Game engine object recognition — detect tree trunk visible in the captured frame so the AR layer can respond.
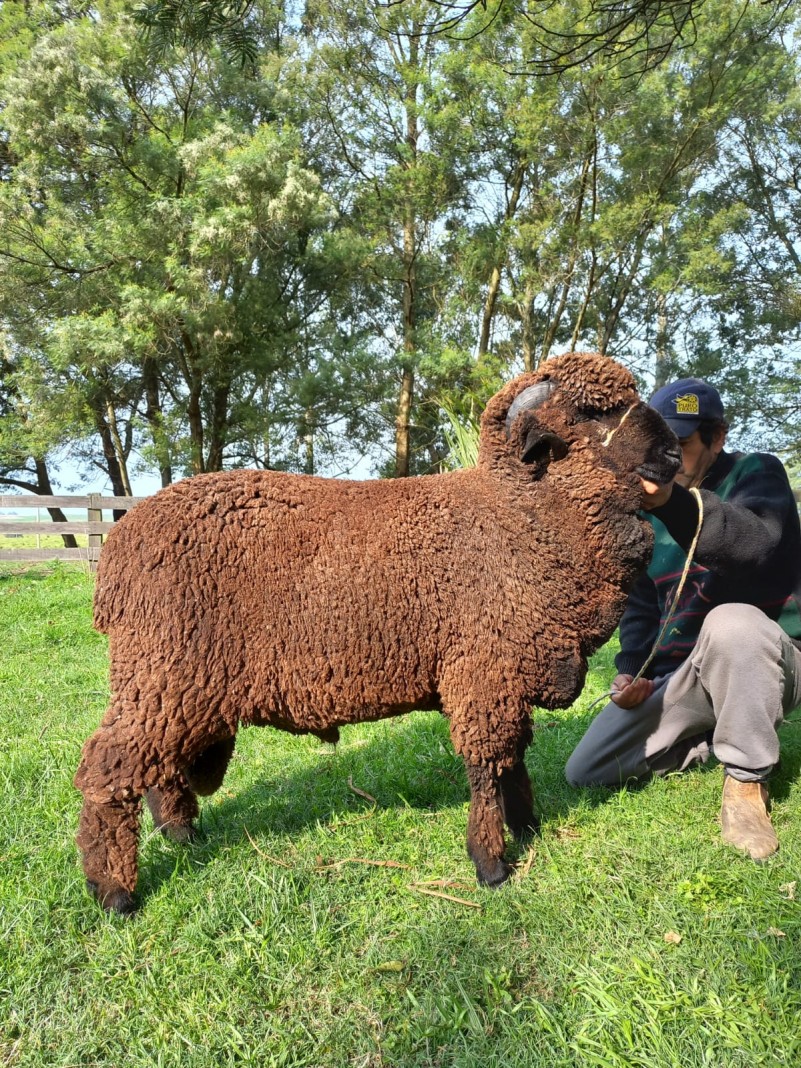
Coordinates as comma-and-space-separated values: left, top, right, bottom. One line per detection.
106, 401, 133, 496
520, 279, 537, 371
261, 382, 271, 469
395, 365, 414, 478
654, 289, 670, 388
477, 160, 527, 362
565, 143, 599, 354
542, 141, 596, 360
35, 458, 78, 548
206, 380, 231, 472
90, 397, 131, 520
143, 356, 173, 487
568, 248, 600, 353
177, 330, 205, 475
597, 233, 649, 354
186, 381, 205, 476
394, 36, 420, 479
301, 407, 315, 476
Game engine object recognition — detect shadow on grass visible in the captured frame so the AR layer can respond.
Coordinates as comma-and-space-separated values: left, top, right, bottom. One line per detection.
0, 561, 92, 587
770, 712, 801, 802
133, 705, 622, 903
206, 717, 468, 832
133, 700, 801, 904
536, 700, 801, 819
135, 713, 471, 900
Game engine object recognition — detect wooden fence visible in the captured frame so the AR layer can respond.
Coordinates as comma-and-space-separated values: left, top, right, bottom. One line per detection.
0, 494, 144, 568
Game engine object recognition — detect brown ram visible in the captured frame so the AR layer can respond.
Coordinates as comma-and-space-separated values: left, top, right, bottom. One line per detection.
75, 350, 680, 913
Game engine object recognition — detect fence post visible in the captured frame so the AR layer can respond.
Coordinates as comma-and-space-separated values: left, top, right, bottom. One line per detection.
88, 494, 103, 572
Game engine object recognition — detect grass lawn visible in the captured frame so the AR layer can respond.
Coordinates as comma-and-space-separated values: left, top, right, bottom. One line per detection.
0, 532, 90, 555
1, 563, 800, 1067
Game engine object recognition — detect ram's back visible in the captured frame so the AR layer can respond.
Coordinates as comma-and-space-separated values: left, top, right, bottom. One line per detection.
92, 466, 513, 637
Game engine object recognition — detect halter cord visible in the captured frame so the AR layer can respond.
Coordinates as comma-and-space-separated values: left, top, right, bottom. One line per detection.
601, 403, 638, 447
586, 486, 704, 711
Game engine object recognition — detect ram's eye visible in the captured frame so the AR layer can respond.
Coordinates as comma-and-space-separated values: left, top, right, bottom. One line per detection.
573, 408, 604, 425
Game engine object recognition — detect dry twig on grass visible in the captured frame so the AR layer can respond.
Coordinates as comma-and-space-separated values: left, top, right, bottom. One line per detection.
244, 827, 293, 867
347, 777, 378, 804
315, 857, 412, 871
413, 878, 475, 891
407, 883, 482, 909
515, 846, 537, 880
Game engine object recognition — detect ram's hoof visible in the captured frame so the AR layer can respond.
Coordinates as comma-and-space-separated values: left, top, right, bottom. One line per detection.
86, 880, 138, 916
508, 816, 541, 843
158, 822, 199, 845
475, 859, 513, 889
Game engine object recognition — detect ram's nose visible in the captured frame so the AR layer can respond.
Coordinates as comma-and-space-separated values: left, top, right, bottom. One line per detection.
636, 444, 682, 485
665, 444, 682, 471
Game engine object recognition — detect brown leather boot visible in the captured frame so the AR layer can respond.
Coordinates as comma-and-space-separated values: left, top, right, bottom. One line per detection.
720, 776, 778, 861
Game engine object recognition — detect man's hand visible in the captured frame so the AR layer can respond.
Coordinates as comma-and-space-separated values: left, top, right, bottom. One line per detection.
610, 673, 654, 709
640, 478, 673, 510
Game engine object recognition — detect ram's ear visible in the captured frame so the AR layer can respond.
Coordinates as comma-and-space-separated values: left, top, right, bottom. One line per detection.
521, 426, 569, 465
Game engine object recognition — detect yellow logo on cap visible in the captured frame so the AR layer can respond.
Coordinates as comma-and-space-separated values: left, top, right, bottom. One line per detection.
674, 393, 700, 415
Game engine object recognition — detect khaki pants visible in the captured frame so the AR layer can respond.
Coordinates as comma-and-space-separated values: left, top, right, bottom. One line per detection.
566, 603, 801, 786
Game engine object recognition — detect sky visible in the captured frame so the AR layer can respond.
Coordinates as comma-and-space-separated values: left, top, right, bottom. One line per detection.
44, 439, 377, 501
46, 449, 165, 499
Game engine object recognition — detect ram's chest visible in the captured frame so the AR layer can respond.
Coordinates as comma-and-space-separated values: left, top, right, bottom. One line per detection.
481, 511, 639, 701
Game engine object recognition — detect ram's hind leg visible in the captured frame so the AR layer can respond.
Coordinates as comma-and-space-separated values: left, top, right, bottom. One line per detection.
146, 735, 236, 841
76, 796, 141, 914
464, 763, 512, 888
500, 727, 540, 842
74, 716, 149, 914
145, 775, 199, 843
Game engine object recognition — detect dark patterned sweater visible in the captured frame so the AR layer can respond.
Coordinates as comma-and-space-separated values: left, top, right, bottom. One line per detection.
615, 450, 801, 680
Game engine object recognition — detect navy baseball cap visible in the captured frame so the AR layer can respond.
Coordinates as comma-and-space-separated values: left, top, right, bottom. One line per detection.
648, 377, 724, 438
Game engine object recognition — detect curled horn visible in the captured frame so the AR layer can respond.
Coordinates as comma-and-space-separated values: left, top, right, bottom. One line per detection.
505, 380, 557, 436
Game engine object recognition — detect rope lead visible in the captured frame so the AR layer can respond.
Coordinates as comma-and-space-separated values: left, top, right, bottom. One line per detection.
586, 486, 705, 711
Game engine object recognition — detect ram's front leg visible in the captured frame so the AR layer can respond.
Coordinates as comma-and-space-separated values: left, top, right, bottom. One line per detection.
464, 762, 512, 888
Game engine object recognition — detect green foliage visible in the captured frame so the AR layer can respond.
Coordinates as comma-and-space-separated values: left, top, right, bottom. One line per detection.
0, 0, 384, 483
1, 0, 801, 483
440, 404, 479, 470
134, 1, 260, 65
676, 870, 746, 910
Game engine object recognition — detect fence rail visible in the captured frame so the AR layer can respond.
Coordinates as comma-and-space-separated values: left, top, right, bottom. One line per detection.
0, 493, 144, 567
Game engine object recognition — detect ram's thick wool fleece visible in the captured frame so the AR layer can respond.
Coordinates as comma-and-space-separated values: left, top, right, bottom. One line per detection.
75, 351, 680, 912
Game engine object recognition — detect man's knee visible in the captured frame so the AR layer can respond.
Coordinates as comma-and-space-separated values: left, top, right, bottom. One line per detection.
565, 749, 593, 788
697, 603, 778, 651
565, 743, 646, 788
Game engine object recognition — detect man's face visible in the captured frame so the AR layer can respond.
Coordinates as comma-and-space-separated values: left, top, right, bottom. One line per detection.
675, 427, 726, 488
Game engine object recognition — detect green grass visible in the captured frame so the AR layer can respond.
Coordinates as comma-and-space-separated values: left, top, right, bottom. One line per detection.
1, 564, 800, 1067
0, 533, 90, 549
0, 512, 90, 551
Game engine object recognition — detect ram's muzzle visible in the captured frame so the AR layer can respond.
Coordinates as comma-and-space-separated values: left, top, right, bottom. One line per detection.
632, 404, 682, 485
